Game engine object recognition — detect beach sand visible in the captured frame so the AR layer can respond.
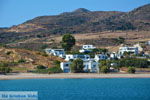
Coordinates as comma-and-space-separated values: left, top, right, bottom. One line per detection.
0, 73, 150, 80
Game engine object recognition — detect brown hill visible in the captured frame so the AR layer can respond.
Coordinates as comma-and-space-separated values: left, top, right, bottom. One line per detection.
0, 4, 149, 44
6, 4, 150, 33
0, 47, 64, 72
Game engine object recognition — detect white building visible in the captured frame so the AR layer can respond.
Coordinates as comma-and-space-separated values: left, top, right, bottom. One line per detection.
83, 59, 99, 73
45, 48, 65, 58
110, 52, 117, 59
60, 60, 99, 73
110, 52, 122, 59
119, 46, 138, 55
82, 45, 96, 50
60, 62, 71, 73
79, 45, 96, 53
94, 54, 107, 62
65, 54, 90, 61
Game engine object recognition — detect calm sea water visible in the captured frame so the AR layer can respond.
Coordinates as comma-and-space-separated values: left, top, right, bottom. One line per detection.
0, 78, 150, 100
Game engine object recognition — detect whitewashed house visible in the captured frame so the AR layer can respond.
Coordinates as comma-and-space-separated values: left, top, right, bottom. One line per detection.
79, 45, 96, 53
45, 48, 65, 58
60, 62, 71, 73
83, 59, 99, 73
119, 46, 139, 55
110, 52, 117, 59
60, 60, 99, 73
82, 45, 96, 50
65, 54, 75, 61
94, 54, 107, 62
65, 54, 90, 61
110, 52, 122, 59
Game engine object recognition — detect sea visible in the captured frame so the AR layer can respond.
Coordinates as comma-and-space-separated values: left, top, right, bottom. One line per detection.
0, 78, 150, 100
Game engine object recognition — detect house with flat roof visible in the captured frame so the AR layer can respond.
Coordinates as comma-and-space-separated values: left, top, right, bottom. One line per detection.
83, 59, 99, 73
82, 45, 96, 50
79, 45, 96, 53
45, 48, 65, 58
119, 46, 138, 55
94, 54, 107, 62
60, 62, 72, 73
60, 59, 99, 73
65, 54, 90, 61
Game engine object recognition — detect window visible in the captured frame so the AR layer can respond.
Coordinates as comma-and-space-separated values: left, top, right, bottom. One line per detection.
65, 64, 69, 66
93, 65, 96, 67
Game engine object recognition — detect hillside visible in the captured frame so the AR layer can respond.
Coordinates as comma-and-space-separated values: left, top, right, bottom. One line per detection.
0, 4, 150, 44
0, 47, 64, 72
5, 4, 150, 33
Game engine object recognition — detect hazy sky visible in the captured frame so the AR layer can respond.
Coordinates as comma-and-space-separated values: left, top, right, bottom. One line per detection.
0, 0, 149, 27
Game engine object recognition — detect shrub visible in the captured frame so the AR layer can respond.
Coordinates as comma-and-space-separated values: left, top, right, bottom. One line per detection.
36, 65, 47, 69
33, 69, 48, 74
127, 67, 136, 74
117, 58, 149, 68
48, 67, 62, 73
114, 37, 125, 44
0, 62, 8, 67
100, 66, 109, 73
34, 66, 62, 74
18, 59, 26, 63
53, 60, 61, 65
99, 60, 111, 67
6, 51, 12, 55
41, 44, 48, 49
41, 52, 48, 57
0, 63, 12, 74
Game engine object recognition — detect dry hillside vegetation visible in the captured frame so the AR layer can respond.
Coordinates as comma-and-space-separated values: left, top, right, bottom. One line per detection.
0, 47, 64, 72
5, 31, 150, 52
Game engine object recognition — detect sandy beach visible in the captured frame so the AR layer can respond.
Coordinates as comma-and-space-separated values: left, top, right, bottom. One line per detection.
0, 73, 150, 80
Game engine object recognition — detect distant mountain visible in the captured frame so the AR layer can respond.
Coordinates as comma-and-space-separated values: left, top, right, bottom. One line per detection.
0, 4, 150, 43
72, 8, 91, 13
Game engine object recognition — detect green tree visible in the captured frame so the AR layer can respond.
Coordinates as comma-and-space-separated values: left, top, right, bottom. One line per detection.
0, 62, 12, 74
127, 67, 136, 74
61, 34, 76, 51
99, 60, 111, 67
0, 67, 12, 74
99, 60, 111, 73
71, 59, 84, 73
116, 58, 149, 68
100, 66, 109, 73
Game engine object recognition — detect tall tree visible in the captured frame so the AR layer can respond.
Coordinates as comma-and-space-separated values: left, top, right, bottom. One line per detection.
71, 59, 84, 73
61, 34, 75, 51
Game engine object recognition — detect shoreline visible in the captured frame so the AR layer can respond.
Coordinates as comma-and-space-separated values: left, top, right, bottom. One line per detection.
1, 73, 150, 80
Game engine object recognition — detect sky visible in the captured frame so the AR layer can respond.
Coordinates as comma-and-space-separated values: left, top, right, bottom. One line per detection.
0, 0, 149, 27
